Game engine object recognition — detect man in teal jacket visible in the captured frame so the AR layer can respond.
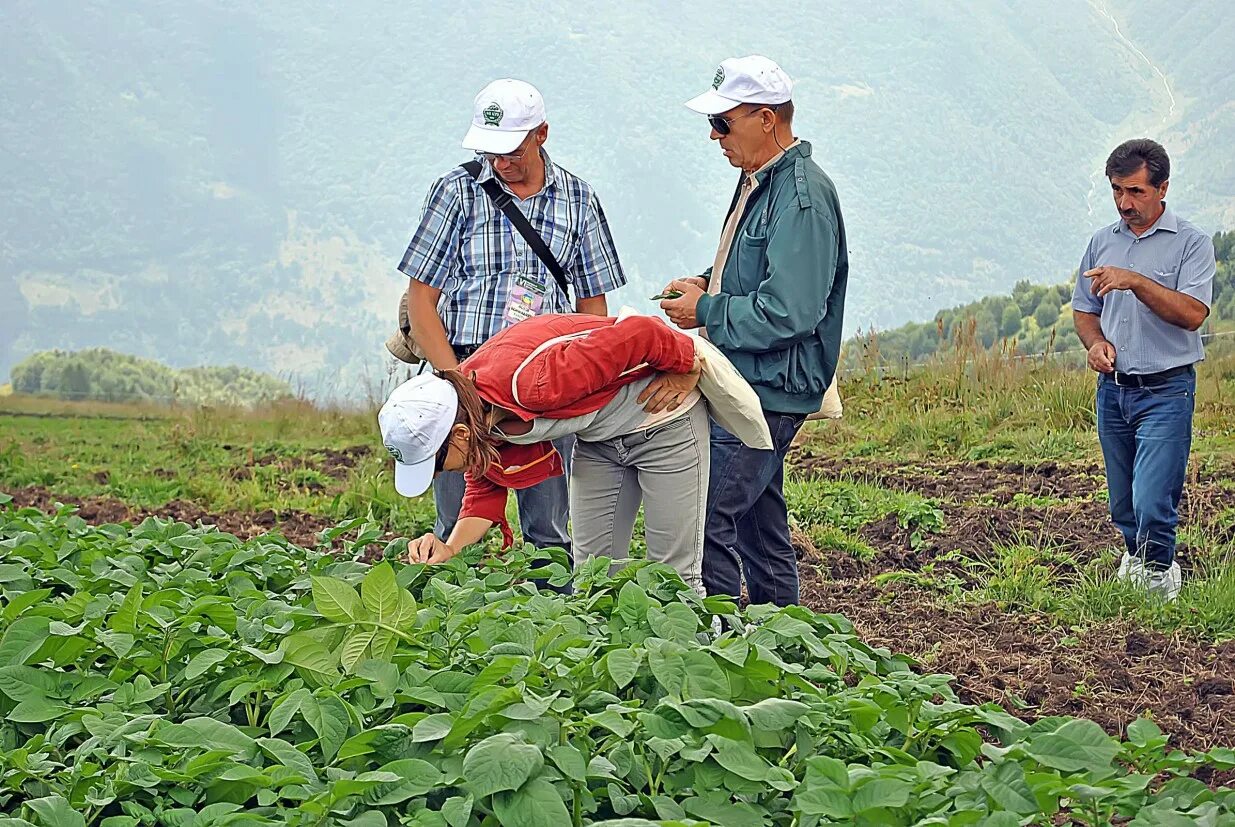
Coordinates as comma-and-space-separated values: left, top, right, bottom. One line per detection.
659, 55, 848, 606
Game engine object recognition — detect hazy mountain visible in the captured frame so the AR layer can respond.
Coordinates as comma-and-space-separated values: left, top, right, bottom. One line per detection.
2, 1, 1232, 398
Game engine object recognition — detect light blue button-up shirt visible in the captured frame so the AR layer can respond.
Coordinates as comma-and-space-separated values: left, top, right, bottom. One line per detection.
1071, 205, 1216, 373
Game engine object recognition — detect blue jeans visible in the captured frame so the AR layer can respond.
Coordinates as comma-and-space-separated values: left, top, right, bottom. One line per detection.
702, 412, 805, 606
433, 434, 575, 557
1096, 369, 1195, 569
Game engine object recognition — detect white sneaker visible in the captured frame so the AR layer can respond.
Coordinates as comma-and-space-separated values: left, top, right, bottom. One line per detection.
1117, 552, 1181, 601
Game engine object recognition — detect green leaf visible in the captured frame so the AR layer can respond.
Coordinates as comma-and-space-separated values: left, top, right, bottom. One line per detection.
606, 648, 640, 689
648, 602, 699, 641
441, 794, 473, 827
311, 576, 365, 624
256, 737, 318, 784
462, 733, 544, 799
706, 735, 771, 781
852, 777, 911, 814
96, 631, 135, 659
361, 562, 401, 625
549, 744, 586, 782
268, 688, 310, 737
339, 629, 375, 673
303, 691, 351, 761
981, 760, 1038, 815
159, 717, 257, 759
681, 651, 729, 699
492, 778, 570, 827
412, 713, 454, 743
281, 632, 339, 683
1025, 719, 1120, 773
743, 698, 811, 731
795, 756, 851, 818
0, 616, 50, 667
25, 795, 86, 827
9, 697, 71, 723
365, 758, 443, 805
108, 582, 143, 634
0, 664, 61, 702
182, 648, 229, 681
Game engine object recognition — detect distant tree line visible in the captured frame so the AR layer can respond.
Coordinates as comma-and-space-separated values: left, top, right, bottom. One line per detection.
846, 231, 1235, 369
9, 348, 294, 408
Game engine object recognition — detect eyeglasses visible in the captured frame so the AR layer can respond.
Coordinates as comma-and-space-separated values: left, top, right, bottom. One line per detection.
707, 105, 778, 136
475, 143, 534, 164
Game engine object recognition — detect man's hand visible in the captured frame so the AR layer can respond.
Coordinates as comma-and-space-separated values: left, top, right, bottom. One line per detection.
406, 533, 458, 565
659, 279, 707, 330
1085, 266, 1145, 298
637, 355, 702, 414
1087, 340, 1116, 374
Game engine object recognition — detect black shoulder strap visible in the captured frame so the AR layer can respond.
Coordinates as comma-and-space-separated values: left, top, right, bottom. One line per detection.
461, 160, 571, 301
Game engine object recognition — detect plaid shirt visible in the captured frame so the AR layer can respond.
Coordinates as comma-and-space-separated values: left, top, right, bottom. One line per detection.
397, 152, 627, 347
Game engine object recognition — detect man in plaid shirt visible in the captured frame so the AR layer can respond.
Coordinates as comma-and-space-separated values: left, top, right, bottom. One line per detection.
398, 78, 627, 555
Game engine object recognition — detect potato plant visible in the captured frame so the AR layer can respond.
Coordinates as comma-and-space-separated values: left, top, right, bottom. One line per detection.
1, 497, 1233, 826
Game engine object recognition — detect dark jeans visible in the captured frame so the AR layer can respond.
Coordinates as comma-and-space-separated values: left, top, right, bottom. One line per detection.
702, 411, 805, 606
433, 435, 575, 557
1097, 369, 1195, 569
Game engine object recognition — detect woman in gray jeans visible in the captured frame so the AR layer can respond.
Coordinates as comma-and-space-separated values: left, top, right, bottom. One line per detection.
378, 313, 711, 594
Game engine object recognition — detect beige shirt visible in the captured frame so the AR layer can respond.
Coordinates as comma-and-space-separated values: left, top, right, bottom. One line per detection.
706, 139, 801, 298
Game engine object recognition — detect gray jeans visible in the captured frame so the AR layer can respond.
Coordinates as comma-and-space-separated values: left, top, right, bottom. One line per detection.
569, 400, 709, 594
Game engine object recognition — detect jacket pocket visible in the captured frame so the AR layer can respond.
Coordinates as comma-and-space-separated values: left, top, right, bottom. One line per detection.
731, 228, 769, 294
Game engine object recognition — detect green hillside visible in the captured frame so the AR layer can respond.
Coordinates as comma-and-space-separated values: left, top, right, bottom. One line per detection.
9, 348, 293, 408
4, 1, 1232, 396
848, 230, 1235, 368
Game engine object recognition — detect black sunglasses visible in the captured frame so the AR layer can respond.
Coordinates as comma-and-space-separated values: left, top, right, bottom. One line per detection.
433, 435, 451, 473
708, 105, 779, 136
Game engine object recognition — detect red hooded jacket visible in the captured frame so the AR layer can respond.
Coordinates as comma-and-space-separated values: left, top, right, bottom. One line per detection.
455, 313, 696, 546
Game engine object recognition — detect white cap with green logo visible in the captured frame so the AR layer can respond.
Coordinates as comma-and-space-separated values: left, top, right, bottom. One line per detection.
685, 55, 793, 115
378, 373, 459, 498
462, 78, 546, 154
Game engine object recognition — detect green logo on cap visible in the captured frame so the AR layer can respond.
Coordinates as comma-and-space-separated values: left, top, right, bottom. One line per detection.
482, 102, 503, 127
385, 444, 403, 462
712, 66, 725, 90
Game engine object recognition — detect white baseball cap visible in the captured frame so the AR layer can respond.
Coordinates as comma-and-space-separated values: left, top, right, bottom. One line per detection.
378, 373, 459, 497
462, 78, 547, 155
684, 55, 793, 115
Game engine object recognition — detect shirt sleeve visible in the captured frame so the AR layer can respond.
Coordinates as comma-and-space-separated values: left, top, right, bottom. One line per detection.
515, 316, 695, 413
397, 175, 466, 289
569, 193, 627, 298
458, 471, 514, 548
1177, 232, 1216, 308
1070, 236, 1102, 315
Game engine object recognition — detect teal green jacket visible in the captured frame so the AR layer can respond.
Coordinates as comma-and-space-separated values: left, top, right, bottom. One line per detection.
696, 141, 848, 415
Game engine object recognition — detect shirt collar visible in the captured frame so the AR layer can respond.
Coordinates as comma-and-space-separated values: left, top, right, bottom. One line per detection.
477, 148, 558, 195
748, 139, 807, 186
1115, 202, 1177, 237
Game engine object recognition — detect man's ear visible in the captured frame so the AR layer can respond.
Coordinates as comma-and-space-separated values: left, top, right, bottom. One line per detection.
1159, 179, 1170, 199
536, 123, 550, 145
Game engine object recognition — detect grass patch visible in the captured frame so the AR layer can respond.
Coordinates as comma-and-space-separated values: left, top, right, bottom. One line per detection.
785, 477, 944, 556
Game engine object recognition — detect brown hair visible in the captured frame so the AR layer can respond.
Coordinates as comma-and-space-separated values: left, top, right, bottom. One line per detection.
436, 369, 501, 477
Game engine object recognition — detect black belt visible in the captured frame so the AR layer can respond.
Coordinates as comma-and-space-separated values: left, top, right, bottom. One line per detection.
1110, 364, 1193, 388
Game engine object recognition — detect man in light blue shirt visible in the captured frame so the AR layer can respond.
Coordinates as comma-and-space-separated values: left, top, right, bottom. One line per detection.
1071, 138, 1216, 600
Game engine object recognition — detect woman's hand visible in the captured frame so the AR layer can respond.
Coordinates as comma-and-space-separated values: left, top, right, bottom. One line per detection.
638, 355, 703, 414
406, 533, 458, 565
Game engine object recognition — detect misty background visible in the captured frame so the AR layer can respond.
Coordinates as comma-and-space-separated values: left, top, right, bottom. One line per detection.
2, 0, 1232, 399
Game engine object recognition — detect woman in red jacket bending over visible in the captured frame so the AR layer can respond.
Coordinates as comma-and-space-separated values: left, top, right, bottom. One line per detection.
378, 313, 708, 593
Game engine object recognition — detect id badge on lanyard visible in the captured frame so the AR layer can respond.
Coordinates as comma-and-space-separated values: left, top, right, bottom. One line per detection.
503, 274, 546, 326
